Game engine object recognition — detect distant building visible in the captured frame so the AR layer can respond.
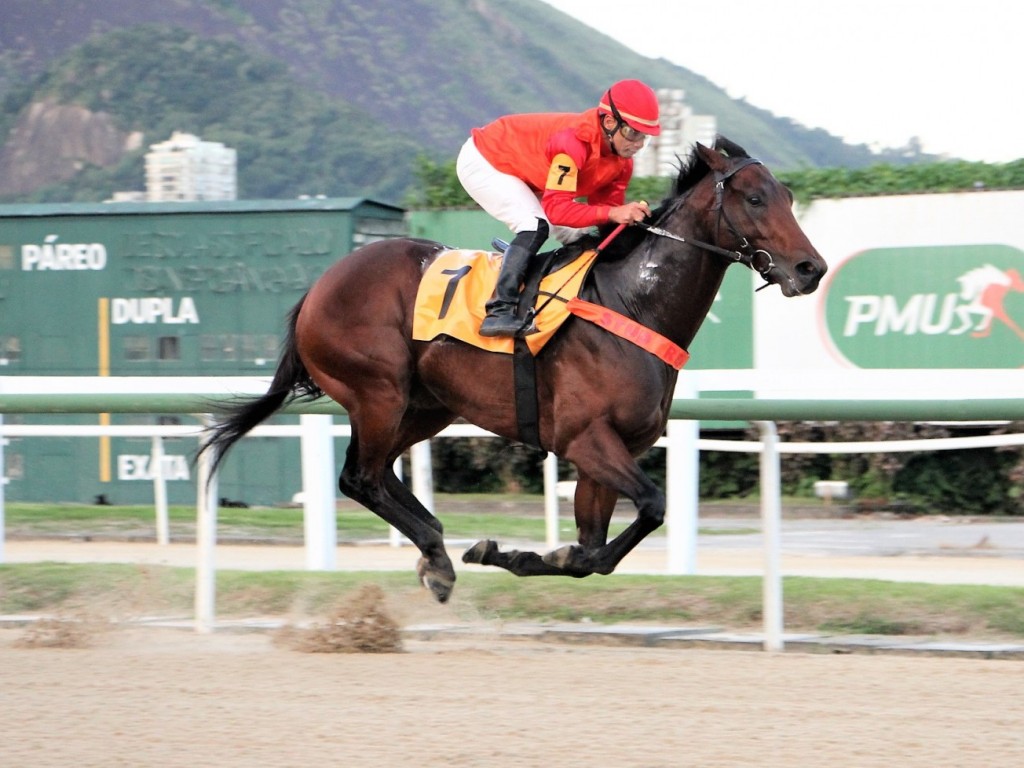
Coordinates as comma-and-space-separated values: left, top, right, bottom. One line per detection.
144, 132, 237, 201
106, 191, 146, 203
633, 89, 717, 178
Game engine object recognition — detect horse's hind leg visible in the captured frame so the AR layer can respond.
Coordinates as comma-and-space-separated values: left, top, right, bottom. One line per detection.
340, 445, 456, 601
338, 416, 457, 603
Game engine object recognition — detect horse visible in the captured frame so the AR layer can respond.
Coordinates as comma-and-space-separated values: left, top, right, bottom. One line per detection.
201, 136, 827, 603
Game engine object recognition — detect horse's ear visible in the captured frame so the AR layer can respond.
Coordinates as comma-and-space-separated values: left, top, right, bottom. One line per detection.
713, 135, 750, 159
694, 142, 728, 172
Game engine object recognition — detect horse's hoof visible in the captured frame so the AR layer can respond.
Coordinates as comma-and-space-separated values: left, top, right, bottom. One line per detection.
543, 545, 592, 576
461, 539, 498, 565
542, 544, 579, 569
417, 556, 455, 603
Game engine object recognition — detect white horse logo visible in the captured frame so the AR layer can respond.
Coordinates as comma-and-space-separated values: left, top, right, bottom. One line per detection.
954, 265, 1024, 340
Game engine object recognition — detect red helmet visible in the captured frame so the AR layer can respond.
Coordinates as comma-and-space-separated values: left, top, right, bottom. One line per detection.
599, 80, 661, 136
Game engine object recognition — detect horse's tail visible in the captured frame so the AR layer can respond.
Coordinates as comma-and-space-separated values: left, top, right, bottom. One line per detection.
200, 295, 323, 475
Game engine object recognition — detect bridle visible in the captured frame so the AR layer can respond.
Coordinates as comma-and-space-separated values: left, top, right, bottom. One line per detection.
634, 157, 778, 290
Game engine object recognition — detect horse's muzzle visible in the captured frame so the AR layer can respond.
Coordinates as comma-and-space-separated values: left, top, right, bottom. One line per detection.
778, 255, 827, 297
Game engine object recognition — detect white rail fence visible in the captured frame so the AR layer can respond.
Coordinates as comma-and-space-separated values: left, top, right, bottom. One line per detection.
3, 372, 1024, 651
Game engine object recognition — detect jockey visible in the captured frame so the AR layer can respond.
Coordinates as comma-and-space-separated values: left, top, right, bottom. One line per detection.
457, 79, 661, 337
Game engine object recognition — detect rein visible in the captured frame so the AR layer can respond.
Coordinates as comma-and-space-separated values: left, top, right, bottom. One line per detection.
634, 157, 778, 290
523, 157, 778, 368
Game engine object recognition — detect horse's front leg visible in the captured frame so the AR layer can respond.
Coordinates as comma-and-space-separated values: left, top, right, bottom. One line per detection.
535, 474, 616, 573
461, 475, 608, 577
545, 431, 665, 575
571, 473, 619, 549
461, 540, 573, 577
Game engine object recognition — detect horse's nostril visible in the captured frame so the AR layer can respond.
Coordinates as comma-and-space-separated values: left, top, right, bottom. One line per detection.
797, 260, 820, 277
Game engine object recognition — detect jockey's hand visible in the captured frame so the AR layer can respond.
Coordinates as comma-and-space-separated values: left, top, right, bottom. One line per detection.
607, 200, 651, 225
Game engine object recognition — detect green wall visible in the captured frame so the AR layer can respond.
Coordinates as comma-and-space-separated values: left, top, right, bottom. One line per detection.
1, 198, 403, 505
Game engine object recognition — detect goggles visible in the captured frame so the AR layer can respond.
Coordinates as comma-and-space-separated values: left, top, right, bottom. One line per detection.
617, 123, 650, 143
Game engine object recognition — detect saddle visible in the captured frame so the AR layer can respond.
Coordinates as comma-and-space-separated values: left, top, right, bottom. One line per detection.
412, 240, 598, 357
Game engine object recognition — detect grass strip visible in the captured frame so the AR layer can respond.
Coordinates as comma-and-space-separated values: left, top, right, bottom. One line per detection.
2, 563, 1022, 640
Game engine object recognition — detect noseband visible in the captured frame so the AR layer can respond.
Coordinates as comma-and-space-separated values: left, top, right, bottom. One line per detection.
635, 157, 778, 289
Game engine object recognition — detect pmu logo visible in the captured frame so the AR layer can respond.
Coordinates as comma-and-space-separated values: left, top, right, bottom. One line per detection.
823, 244, 1024, 368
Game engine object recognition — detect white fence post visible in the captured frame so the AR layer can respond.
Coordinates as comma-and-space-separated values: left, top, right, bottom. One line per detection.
665, 418, 699, 574
151, 436, 169, 546
544, 452, 559, 550
389, 455, 406, 547
390, 440, 435, 548
0, 414, 5, 564
387, 442, 434, 547
410, 440, 435, 515
300, 414, 336, 570
665, 373, 699, 574
756, 420, 784, 652
194, 416, 219, 634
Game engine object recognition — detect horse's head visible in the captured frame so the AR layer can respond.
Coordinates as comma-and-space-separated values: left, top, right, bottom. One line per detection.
678, 138, 827, 296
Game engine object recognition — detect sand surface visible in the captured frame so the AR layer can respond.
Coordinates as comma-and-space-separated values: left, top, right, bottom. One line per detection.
4, 530, 1024, 766
2, 625, 1022, 768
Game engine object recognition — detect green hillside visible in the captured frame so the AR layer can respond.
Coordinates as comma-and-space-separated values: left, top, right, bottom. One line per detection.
0, 0, 928, 204
2, 26, 422, 202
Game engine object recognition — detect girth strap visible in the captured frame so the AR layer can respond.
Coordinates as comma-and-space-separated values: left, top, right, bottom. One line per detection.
513, 336, 541, 448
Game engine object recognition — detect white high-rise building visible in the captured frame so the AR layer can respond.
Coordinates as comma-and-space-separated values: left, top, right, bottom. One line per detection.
145, 132, 237, 201
633, 89, 717, 178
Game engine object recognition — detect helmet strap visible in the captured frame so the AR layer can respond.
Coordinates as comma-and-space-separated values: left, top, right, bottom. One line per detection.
601, 90, 626, 155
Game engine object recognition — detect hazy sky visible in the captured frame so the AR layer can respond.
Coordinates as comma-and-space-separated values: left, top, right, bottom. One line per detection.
541, 0, 1021, 163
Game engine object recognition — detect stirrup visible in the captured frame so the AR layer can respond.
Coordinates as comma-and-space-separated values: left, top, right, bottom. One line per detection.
518, 309, 539, 336
479, 320, 538, 338
479, 313, 524, 338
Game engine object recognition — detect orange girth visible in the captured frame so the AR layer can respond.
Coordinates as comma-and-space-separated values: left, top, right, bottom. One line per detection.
566, 297, 689, 369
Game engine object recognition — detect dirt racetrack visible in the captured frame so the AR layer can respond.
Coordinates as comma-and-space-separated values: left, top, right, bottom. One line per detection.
2, 624, 1022, 768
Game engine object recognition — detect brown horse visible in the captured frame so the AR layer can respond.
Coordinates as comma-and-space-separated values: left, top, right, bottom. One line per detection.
202, 137, 826, 602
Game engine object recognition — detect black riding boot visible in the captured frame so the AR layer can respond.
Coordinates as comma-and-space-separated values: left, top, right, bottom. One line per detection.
479, 227, 546, 338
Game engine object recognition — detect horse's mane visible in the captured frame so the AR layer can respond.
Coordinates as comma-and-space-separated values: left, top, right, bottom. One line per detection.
588, 134, 751, 259
671, 134, 751, 197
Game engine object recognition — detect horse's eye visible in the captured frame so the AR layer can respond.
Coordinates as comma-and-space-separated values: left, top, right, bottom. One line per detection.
747, 195, 763, 206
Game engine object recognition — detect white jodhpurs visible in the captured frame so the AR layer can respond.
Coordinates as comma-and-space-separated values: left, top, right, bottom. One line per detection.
456, 137, 589, 244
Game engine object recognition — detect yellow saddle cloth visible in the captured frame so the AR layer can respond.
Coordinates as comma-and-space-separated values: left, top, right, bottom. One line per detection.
412, 248, 596, 355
